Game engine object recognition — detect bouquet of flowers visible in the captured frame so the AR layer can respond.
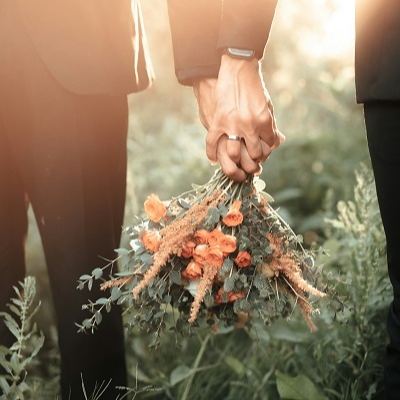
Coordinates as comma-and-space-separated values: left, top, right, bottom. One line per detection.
78, 169, 331, 344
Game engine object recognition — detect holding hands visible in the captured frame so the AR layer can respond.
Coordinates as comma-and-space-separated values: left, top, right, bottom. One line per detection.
193, 54, 284, 182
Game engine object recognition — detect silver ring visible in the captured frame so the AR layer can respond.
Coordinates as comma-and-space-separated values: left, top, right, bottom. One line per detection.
227, 134, 242, 142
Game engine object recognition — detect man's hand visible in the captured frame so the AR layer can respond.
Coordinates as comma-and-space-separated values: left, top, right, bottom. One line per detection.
193, 55, 284, 181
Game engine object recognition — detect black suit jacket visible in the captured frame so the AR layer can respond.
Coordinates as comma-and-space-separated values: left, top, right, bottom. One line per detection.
16, 0, 154, 95
355, 0, 400, 103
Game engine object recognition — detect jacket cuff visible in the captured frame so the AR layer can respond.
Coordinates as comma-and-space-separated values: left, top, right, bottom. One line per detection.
167, 0, 222, 86
217, 0, 278, 60
175, 65, 220, 86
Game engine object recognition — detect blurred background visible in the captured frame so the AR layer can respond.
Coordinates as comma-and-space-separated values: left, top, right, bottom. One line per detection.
22, 1, 389, 399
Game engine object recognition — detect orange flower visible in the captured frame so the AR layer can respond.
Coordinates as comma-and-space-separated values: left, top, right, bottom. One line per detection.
181, 240, 196, 258
193, 229, 209, 245
215, 287, 247, 304
217, 234, 237, 254
204, 246, 224, 268
208, 228, 224, 246
222, 200, 243, 227
144, 194, 166, 223
140, 230, 161, 253
182, 261, 203, 280
193, 244, 208, 265
235, 251, 252, 268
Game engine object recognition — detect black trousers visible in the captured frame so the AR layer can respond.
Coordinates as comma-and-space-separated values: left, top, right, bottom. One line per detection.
0, 2, 127, 399
364, 101, 400, 400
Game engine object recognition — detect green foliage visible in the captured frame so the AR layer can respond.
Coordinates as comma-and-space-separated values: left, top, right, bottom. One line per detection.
120, 164, 388, 400
275, 370, 328, 400
0, 277, 44, 399
271, 164, 389, 400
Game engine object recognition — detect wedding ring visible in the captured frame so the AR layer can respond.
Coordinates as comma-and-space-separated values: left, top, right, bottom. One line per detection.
227, 134, 242, 142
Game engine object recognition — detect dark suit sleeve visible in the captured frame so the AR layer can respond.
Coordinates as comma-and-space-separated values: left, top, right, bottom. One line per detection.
167, 0, 278, 86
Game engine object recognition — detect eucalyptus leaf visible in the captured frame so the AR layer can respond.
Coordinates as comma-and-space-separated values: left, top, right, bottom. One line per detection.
111, 287, 122, 301
178, 198, 191, 209
92, 268, 103, 280
169, 270, 181, 285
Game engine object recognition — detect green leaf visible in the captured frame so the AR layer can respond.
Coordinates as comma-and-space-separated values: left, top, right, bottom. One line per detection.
203, 207, 221, 227
111, 287, 122, 301
92, 268, 103, 280
224, 356, 244, 375
275, 370, 328, 400
169, 270, 181, 285
3, 321, 20, 341
170, 365, 192, 386
114, 247, 130, 256
95, 311, 103, 325
140, 253, 154, 266
95, 298, 110, 305
178, 198, 191, 209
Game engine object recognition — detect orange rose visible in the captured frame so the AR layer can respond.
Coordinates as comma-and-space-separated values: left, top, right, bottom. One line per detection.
193, 229, 209, 245
144, 194, 166, 223
222, 200, 243, 227
235, 251, 252, 268
181, 240, 196, 258
204, 246, 224, 268
208, 228, 224, 246
193, 244, 208, 265
140, 230, 161, 253
217, 234, 237, 254
215, 287, 246, 304
182, 261, 203, 280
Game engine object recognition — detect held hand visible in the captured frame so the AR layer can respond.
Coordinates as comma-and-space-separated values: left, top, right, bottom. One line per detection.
193, 55, 284, 181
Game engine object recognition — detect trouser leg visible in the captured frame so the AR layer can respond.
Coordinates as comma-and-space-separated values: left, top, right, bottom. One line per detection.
364, 101, 400, 400
0, 3, 128, 397
0, 117, 28, 380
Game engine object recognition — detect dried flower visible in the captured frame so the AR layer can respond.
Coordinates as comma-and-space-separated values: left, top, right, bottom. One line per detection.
235, 251, 252, 268
215, 287, 247, 304
208, 228, 224, 246
144, 194, 166, 223
193, 244, 208, 266
204, 246, 224, 268
182, 261, 203, 280
140, 230, 161, 253
217, 234, 237, 254
222, 200, 243, 227
193, 229, 209, 245
181, 240, 196, 258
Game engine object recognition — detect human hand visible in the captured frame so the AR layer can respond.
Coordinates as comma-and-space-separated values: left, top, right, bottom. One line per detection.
193, 55, 284, 181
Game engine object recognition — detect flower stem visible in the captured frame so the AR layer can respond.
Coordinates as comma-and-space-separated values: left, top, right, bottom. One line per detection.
181, 333, 211, 400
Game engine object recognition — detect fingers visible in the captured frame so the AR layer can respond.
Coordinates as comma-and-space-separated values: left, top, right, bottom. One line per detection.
217, 136, 247, 182
206, 129, 226, 164
226, 135, 242, 164
216, 136, 266, 182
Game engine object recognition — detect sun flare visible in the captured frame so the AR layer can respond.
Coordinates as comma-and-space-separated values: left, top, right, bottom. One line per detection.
304, 0, 356, 58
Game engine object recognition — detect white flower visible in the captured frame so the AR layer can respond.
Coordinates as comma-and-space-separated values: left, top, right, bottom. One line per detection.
185, 279, 200, 297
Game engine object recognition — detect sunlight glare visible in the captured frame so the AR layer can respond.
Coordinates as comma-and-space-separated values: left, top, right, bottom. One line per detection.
301, 0, 355, 59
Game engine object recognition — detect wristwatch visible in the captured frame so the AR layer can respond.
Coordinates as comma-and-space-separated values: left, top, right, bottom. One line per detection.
223, 47, 255, 60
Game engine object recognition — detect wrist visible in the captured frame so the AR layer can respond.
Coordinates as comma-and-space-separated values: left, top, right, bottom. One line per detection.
220, 53, 259, 71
